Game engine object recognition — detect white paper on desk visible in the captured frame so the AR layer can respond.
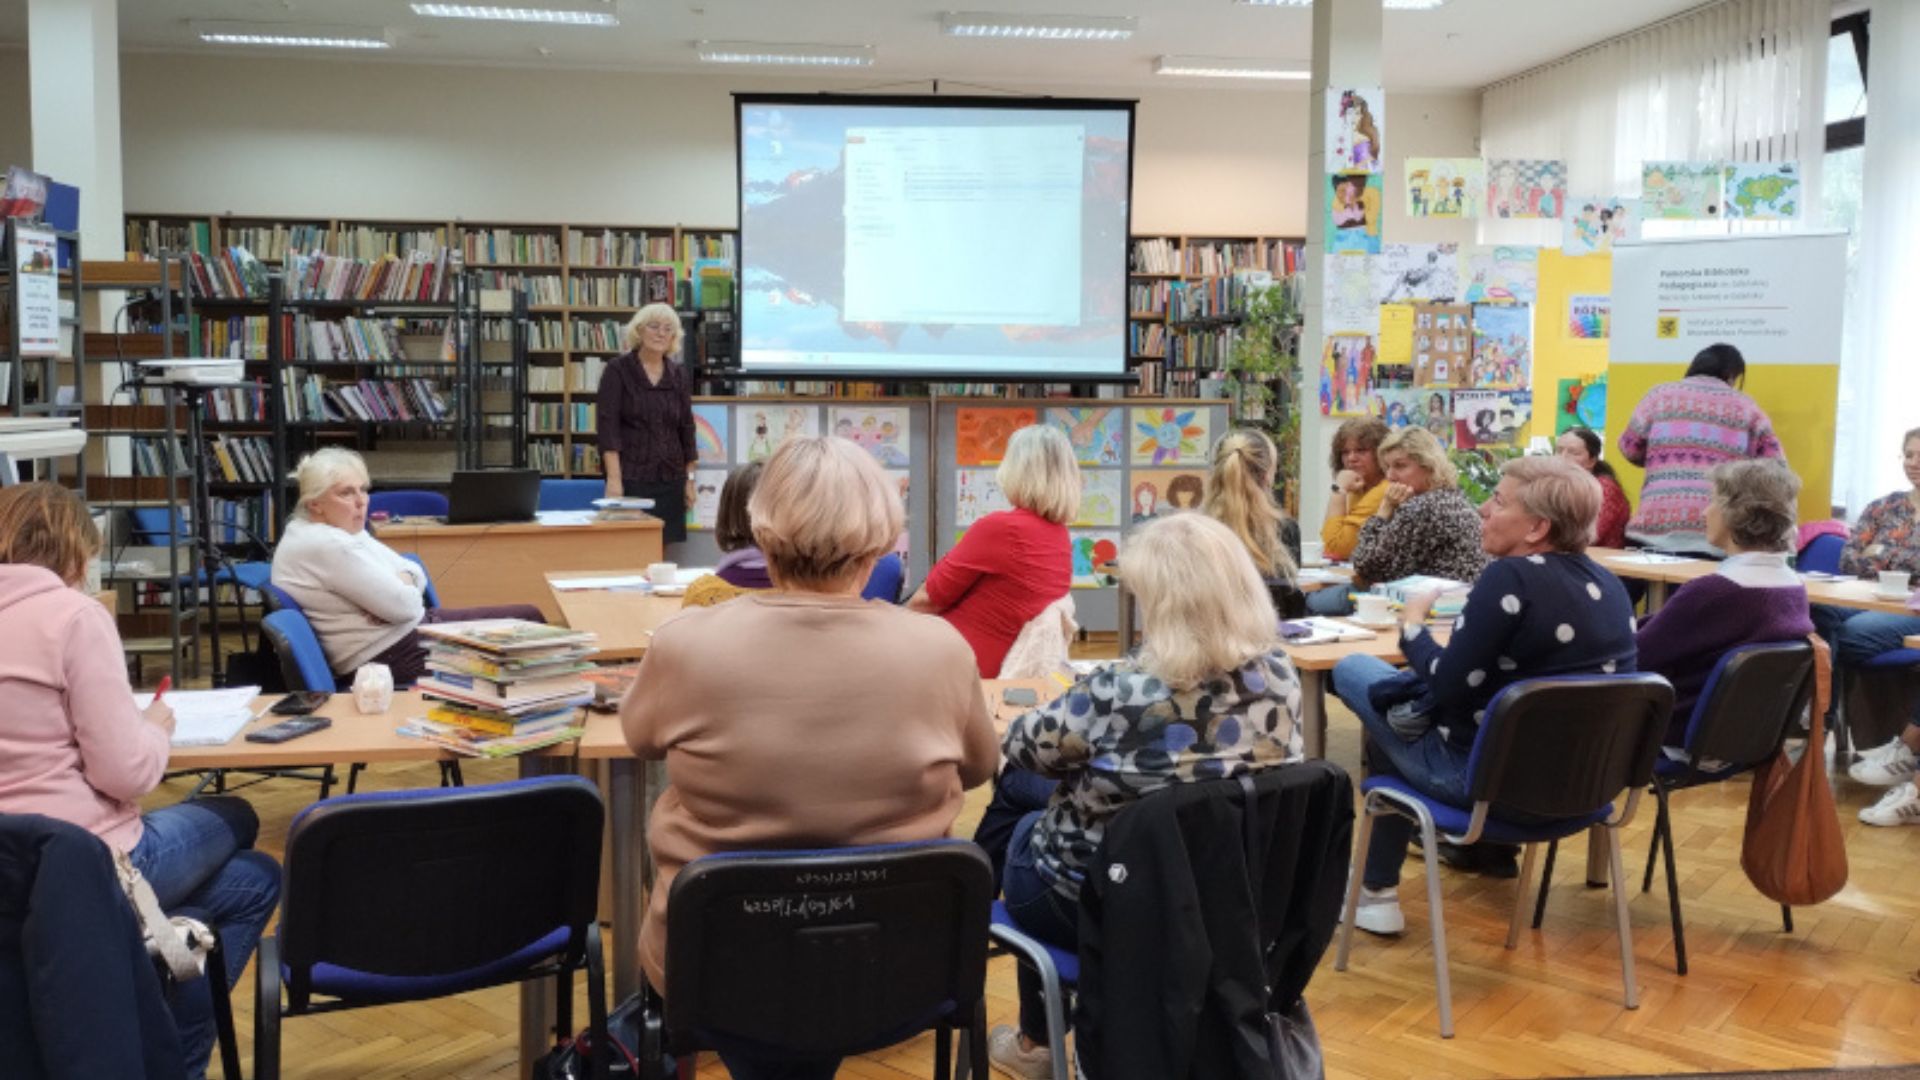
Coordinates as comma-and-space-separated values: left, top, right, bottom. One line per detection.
550, 575, 653, 591
590, 497, 656, 510
133, 686, 261, 747
535, 510, 599, 527
1608, 552, 1698, 565
1296, 568, 1346, 585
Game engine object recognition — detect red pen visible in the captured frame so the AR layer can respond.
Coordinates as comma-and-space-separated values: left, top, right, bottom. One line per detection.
153, 676, 172, 702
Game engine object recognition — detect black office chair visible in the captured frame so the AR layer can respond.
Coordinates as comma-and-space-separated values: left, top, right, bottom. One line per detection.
641, 839, 994, 1079
1532, 641, 1814, 975
1335, 674, 1673, 1037
255, 776, 609, 1080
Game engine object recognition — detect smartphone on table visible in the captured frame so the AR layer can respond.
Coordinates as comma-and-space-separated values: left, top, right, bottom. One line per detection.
270, 691, 331, 716
245, 716, 333, 744
1001, 686, 1040, 708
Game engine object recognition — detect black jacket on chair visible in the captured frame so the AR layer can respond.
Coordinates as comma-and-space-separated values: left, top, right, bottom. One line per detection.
0, 814, 187, 1080
1074, 761, 1353, 1080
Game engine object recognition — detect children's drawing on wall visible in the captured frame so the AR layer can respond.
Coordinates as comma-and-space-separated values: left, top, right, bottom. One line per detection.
1554, 376, 1608, 436
1411, 304, 1471, 388
1642, 162, 1724, 219
955, 468, 1013, 527
1485, 160, 1567, 220
1326, 173, 1382, 255
1319, 334, 1376, 417
1074, 470, 1124, 528
692, 405, 729, 465
1470, 304, 1532, 390
1071, 533, 1122, 589
1562, 196, 1636, 256
1130, 407, 1210, 466
954, 407, 1037, 466
886, 469, 911, 557
1567, 294, 1611, 340
686, 468, 727, 530
1461, 246, 1539, 305
1328, 87, 1384, 174
1129, 471, 1205, 525
1044, 406, 1125, 466
1368, 388, 1434, 433
1374, 243, 1461, 304
1723, 162, 1801, 220
737, 404, 819, 463
1323, 254, 1381, 334
1405, 158, 1484, 218
1453, 390, 1533, 450
829, 406, 910, 466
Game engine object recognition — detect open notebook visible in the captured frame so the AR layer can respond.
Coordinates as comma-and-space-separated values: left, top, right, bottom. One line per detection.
132, 686, 261, 747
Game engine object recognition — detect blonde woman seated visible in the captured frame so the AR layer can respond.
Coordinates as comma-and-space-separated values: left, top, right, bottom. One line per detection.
1205, 427, 1303, 617
908, 424, 1078, 677
623, 435, 999, 1080
988, 512, 1304, 1077
1349, 426, 1487, 592
269, 447, 544, 685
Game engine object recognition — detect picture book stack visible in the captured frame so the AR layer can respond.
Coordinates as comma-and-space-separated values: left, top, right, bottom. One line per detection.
404, 620, 598, 757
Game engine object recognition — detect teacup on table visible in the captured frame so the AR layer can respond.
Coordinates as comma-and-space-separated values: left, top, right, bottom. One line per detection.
1354, 593, 1394, 624
1879, 571, 1912, 597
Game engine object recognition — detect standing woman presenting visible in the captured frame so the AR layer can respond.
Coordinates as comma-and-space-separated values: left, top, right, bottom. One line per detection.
598, 303, 697, 548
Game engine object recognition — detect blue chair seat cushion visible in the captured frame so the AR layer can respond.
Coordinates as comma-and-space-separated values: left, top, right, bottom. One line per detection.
291, 925, 572, 1004
1863, 649, 1920, 670
1361, 775, 1613, 844
990, 899, 1078, 984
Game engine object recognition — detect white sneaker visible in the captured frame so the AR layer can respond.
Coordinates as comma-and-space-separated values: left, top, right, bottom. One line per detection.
1848, 738, 1917, 786
987, 1024, 1053, 1079
1860, 784, 1920, 827
1344, 886, 1406, 936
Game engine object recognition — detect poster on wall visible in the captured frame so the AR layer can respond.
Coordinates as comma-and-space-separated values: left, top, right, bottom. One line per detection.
1461, 246, 1539, 305
686, 468, 728, 530
1073, 470, 1125, 528
1554, 376, 1608, 436
1567, 294, 1611, 340
1327, 87, 1385, 174
692, 404, 729, 465
1319, 334, 1376, 417
1324, 254, 1380, 334
1378, 304, 1415, 374
1044, 406, 1125, 466
736, 404, 818, 463
1070, 532, 1122, 589
1128, 470, 1206, 523
954, 407, 1036, 466
1611, 233, 1847, 365
955, 468, 1013, 527
1486, 160, 1567, 220
1453, 390, 1533, 449
1723, 162, 1801, 220
1130, 406, 1210, 466
1641, 162, 1724, 219
1405, 158, 1485, 218
14, 226, 59, 357
1375, 243, 1462, 303
1412, 304, 1472, 388
1326, 173, 1383, 254
1368, 387, 1435, 431
1562, 196, 1637, 256
1470, 304, 1532, 390
829, 406, 910, 466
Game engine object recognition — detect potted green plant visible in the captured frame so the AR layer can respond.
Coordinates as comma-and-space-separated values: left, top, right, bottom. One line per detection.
1224, 281, 1303, 514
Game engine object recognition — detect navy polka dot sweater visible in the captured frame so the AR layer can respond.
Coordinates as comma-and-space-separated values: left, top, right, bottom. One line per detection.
1401, 552, 1639, 752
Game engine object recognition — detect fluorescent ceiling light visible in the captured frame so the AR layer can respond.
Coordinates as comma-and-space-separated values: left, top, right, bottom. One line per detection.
194, 22, 392, 48
696, 41, 876, 67
1155, 55, 1310, 80
940, 12, 1137, 40
1236, 0, 1448, 9
409, 4, 619, 26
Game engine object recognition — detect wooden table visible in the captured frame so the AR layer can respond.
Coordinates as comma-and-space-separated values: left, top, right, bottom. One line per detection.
544, 571, 687, 661
374, 517, 665, 623
1108, 562, 1351, 649
1283, 621, 1443, 760
1590, 546, 1920, 615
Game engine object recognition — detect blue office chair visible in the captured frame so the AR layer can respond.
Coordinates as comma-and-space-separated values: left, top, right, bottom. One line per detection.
368, 490, 447, 520
861, 552, 906, 603
1335, 674, 1673, 1037
641, 839, 992, 1079
256, 777, 609, 1080
260, 578, 303, 615
1797, 532, 1846, 575
538, 479, 603, 511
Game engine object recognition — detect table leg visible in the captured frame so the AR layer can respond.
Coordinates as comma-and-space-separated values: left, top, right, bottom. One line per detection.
1646, 580, 1670, 614
609, 758, 644, 1001
518, 755, 564, 1071
1300, 669, 1327, 760
1116, 580, 1135, 652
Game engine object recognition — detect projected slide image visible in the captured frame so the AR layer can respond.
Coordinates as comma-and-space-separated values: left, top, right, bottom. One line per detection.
739, 99, 1132, 378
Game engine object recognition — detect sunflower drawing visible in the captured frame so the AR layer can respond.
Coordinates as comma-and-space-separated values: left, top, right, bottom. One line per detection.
1133, 408, 1205, 466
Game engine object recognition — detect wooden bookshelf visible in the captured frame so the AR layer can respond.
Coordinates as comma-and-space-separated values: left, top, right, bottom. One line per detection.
1127, 234, 1304, 397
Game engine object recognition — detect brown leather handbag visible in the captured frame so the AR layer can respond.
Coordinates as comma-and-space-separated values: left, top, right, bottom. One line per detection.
1740, 635, 1848, 905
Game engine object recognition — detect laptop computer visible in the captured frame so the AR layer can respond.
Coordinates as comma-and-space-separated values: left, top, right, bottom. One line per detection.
447, 469, 541, 525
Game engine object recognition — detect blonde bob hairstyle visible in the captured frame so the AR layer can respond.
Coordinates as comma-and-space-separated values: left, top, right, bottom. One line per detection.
1124, 512, 1282, 691
995, 425, 1082, 526
749, 435, 906, 591
0, 482, 102, 586
622, 303, 684, 357
290, 447, 370, 520
1203, 428, 1297, 582
1376, 426, 1458, 490
1499, 455, 1603, 553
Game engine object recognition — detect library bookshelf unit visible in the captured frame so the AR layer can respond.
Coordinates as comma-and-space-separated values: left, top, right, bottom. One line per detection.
126, 214, 738, 479
1127, 235, 1304, 397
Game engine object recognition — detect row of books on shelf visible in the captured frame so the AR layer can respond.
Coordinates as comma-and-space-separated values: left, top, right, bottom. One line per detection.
223, 224, 326, 262
284, 249, 458, 303
208, 435, 276, 485
1130, 237, 1179, 275
473, 270, 563, 305
285, 375, 452, 424
1166, 326, 1244, 371
333, 225, 449, 262
570, 229, 677, 268
572, 320, 625, 351
569, 270, 673, 308
1128, 280, 1170, 315
526, 357, 606, 393
207, 381, 270, 422
191, 314, 454, 363
1129, 323, 1167, 358
1127, 238, 1306, 278
207, 495, 274, 545
525, 440, 602, 476
128, 220, 210, 260
527, 402, 595, 431
1168, 276, 1255, 323
466, 229, 562, 266
186, 249, 271, 301
128, 436, 189, 477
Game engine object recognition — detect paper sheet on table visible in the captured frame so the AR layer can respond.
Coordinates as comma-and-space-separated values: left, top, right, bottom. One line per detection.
535, 510, 599, 527
591, 497, 656, 509
132, 686, 261, 747
550, 575, 653, 591
1607, 552, 1699, 565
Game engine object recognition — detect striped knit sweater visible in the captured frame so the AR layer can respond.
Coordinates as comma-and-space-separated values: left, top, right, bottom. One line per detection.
1617, 375, 1784, 551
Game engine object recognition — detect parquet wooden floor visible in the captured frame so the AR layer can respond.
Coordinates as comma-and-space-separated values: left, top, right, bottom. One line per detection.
152, 634, 1920, 1078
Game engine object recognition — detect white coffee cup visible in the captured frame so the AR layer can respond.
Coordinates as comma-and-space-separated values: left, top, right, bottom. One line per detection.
1301, 540, 1325, 566
1354, 593, 1393, 624
647, 561, 679, 586
353, 663, 394, 715
1879, 570, 1912, 595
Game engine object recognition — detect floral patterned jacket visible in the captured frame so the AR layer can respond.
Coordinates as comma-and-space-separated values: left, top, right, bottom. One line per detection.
1839, 492, 1920, 578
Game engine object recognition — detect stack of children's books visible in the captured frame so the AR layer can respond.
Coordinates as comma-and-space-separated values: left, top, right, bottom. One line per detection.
1375, 575, 1472, 618
401, 620, 598, 757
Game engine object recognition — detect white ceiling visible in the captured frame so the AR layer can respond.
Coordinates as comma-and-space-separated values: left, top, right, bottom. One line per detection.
4, 0, 1711, 92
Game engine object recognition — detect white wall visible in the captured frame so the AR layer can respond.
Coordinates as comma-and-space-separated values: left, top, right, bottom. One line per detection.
0, 50, 1479, 238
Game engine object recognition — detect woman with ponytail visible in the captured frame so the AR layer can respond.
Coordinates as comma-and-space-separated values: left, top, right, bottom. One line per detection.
1204, 428, 1304, 617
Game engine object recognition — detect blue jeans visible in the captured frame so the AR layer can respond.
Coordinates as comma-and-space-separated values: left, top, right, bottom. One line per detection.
130, 796, 282, 1080
1001, 811, 1081, 1041
972, 767, 1059, 892
1307, 587, 1355, 616
1812, 605, 1920, 725
1331, 655, 1473, 890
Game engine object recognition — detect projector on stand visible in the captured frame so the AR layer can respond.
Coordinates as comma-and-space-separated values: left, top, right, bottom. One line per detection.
135, 358, 245, 385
